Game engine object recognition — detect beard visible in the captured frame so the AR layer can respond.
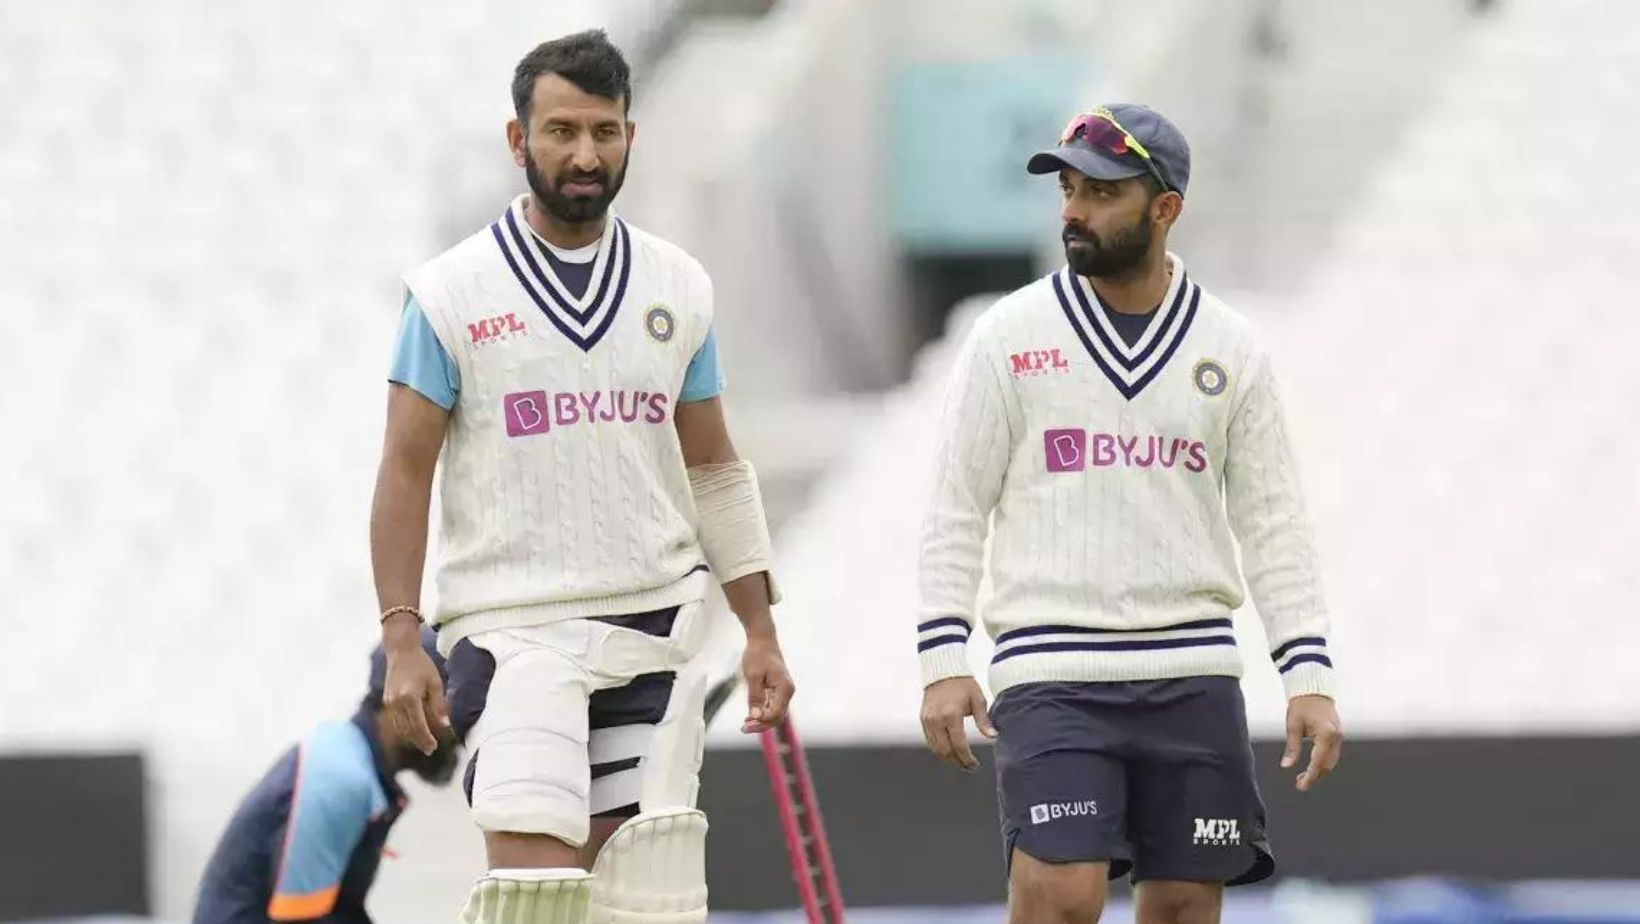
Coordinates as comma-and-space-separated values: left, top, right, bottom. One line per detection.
1063, 214, 1153, 278
525, 146, 628, 225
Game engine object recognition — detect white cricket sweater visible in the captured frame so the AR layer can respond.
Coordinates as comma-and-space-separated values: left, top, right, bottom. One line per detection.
917, 254, 1334, 699
406, 197, 712, 653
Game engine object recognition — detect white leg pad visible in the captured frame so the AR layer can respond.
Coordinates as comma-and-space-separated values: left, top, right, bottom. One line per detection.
639, 664, 708, 812
461, 869, 593, 924
588, 808, 709, 924
465, 628, 597, 846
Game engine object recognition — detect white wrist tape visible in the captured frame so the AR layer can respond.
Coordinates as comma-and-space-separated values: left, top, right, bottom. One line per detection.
688, 461, 781, 604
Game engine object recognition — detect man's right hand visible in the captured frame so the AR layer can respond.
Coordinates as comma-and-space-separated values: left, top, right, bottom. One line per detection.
381, 618, 449, 756
919, 676, 997, 772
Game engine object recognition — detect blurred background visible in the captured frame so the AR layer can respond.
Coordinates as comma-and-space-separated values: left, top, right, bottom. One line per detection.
2, 0, 1637, 921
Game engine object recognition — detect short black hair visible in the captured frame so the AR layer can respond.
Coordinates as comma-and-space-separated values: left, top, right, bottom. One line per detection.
512, 30, 632, 121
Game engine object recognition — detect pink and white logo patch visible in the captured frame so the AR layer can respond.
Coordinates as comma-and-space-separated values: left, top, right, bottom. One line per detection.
1043, 427, 1210, 473
504, 391, 551, 437
503, 389, 671, 438
1044, 429, 1087, 472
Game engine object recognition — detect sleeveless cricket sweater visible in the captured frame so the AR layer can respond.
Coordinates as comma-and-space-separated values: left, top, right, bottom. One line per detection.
406, 196, 712, 652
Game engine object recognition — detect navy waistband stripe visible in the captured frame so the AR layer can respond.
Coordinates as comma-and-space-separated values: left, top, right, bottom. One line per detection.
995, 617, 1232, 645
992, 634, 1236, 663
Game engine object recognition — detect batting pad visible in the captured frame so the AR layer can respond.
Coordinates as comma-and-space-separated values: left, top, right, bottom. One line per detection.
461, 868, 593, 924
589, 808, 709, 924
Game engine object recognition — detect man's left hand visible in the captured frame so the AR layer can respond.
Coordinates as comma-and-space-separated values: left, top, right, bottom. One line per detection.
1283, 694, 1344, 792
740, 634, 795, 734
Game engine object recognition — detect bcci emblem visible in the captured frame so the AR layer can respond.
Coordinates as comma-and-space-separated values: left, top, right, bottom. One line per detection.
644, 304, 676, 343
1193, 359, 1229, 397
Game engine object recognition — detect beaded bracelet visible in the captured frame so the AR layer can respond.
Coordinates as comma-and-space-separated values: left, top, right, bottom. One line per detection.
379, 604, 423, 625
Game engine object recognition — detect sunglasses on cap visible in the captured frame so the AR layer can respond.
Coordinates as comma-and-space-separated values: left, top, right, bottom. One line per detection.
1059, 107, 1172, 193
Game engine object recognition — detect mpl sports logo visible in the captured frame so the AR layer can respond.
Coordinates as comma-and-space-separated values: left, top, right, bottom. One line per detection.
503, 390, 671, 438
1009, 348, 1070, 378
1029, 800, 1098, 825
1193, 818, 1241, 846
468, 312, 528, 346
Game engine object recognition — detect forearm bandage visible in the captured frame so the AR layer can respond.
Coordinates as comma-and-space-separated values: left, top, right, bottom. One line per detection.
688, 461, 781, 604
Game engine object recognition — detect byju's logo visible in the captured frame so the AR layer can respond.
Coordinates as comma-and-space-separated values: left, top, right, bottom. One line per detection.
1044, 429, 1087, 472
1043, 428, 1209, 474
1192, 818, 1241, 846
504, 391, 550, 437
503, 389, 672, 438
1029, 800, 1099, 825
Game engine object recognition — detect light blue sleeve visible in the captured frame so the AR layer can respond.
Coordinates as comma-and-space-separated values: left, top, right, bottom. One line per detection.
679, 326, 726, 403
388, 294, 459, 410
269, 723, 386, 920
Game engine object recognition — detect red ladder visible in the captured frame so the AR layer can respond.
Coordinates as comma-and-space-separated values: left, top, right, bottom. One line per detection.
759, 716, 846, 924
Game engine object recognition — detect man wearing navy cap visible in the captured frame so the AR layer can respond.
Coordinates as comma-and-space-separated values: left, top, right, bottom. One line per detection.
193, 627, 459, 924
915, 104, 1344, 923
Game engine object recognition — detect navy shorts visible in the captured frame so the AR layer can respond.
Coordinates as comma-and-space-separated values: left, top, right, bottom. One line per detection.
992, 677, 1274, 886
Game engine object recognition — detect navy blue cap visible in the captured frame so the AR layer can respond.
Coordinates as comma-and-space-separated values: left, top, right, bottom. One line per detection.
364, 625, 448, 708
1027, 103, 1191, 195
